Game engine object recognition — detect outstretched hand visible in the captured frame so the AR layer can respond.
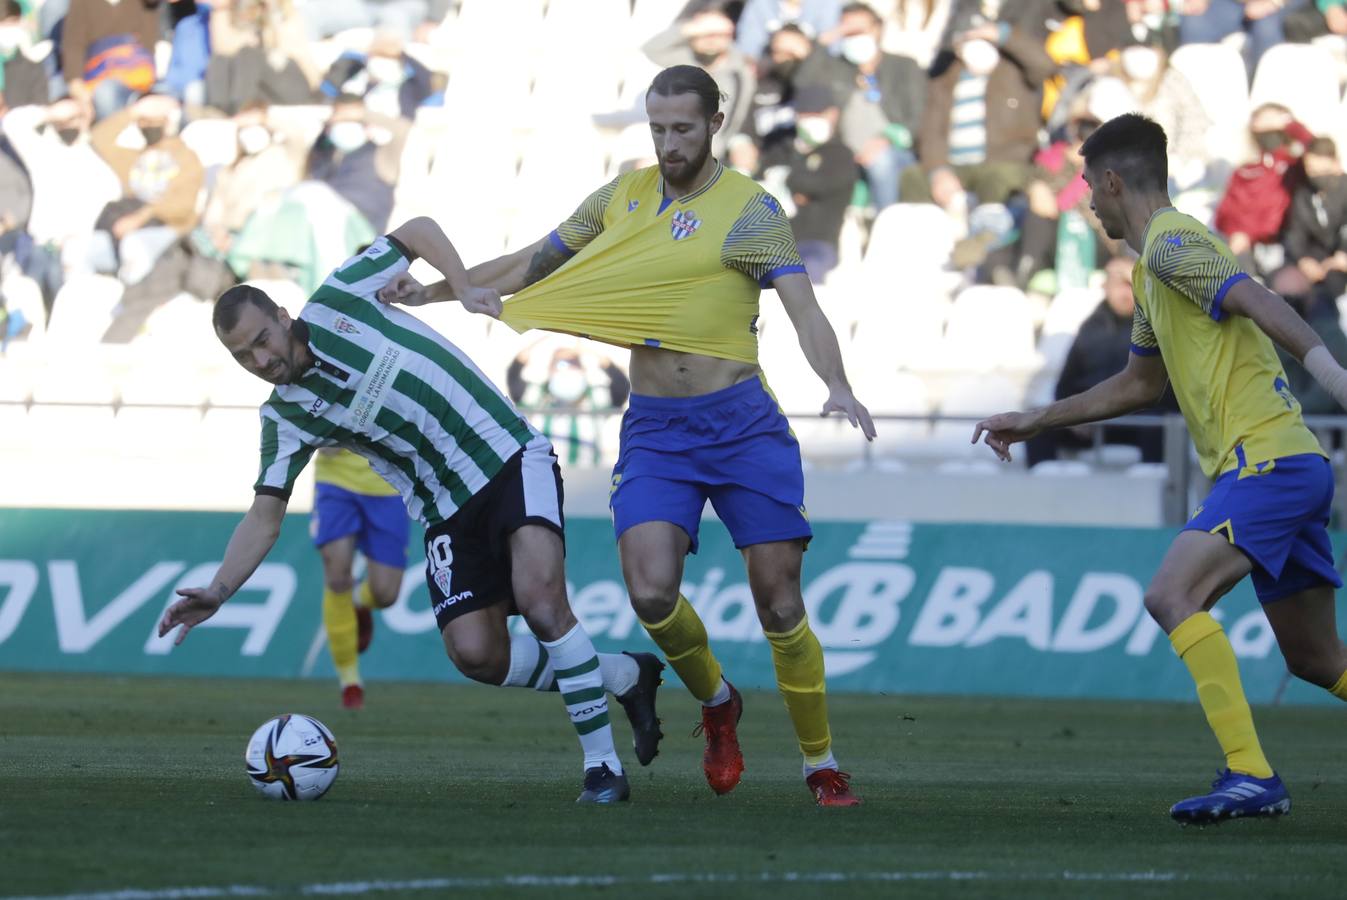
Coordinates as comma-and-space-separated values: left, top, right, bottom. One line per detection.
157, 586, 225, 646
377, 272, 429, 306
971, 410, 1042, 462
823, 384, 877, 441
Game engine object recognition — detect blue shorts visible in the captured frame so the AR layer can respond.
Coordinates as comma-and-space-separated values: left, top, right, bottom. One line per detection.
1185, 452, 1342, 603
310, 483, 410, 568
610, 375, 812, 554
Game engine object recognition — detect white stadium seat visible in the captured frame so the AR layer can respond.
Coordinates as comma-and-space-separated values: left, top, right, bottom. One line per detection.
1250, 42, 1342, 137
1168, 43, 1251, 168
936, 286, 1040, 372
861, 203, 960, 291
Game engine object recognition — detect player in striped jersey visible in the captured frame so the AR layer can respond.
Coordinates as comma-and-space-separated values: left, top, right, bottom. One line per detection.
380, 67, 875, 807
974, 114, 1347, 824
157, 217, 665, 803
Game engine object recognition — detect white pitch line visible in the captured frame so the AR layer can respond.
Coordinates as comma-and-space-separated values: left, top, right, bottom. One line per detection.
8, 868, 1326, 900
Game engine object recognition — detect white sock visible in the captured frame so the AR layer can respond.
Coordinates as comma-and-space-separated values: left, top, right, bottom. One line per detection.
503, 636, 639, 697
541, 623, 624, 774
702, 677, 731, 708
803, 751, 838, 777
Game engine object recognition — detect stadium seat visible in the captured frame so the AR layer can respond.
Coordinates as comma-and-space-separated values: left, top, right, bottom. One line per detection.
936, 286, 1040, 372
928, 373, 1024, 460
1030, 460, 1093, 477
43, 275, 122, 346
1250, 42, 1342, 137
0, 344, 38, 403
31, 356, 119, 405
629, 0, 684, 44
861, 204, 960, 291
198, 406, 263, 456
1038, 287, 1104, 374
205, 364, 272, 409
1168, 43, 1251, 168
112, 407, 204, 454
180, 119, 239, 171
117, 350, 209, 407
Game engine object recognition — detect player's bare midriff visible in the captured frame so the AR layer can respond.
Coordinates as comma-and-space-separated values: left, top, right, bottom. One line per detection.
629, 345, 759, 398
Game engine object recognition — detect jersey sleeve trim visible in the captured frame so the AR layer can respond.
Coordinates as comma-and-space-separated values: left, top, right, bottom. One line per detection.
385, 233, 415, 262
760, 264, 808, 287
1210, 272, 1250, 322
254, 485, 292, 500
1130, 343, 1161, 357
549, 229, 579, 257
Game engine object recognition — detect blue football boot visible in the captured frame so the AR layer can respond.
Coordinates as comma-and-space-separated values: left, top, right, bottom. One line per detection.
576, 763, 631, 804
1170, 769, 1291, 825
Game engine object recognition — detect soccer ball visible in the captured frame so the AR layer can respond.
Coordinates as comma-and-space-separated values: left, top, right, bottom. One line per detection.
244, 714, 340, 801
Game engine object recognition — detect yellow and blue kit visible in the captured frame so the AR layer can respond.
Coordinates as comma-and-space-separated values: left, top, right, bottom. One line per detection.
311, 448, 409, 568
502, 163, 811, 552
1130, 208, 1339, 601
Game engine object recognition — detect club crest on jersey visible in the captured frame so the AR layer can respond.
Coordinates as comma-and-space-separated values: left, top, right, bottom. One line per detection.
433, 567, 452, 597
671, 209, 701, 241
334, 317, 359, 335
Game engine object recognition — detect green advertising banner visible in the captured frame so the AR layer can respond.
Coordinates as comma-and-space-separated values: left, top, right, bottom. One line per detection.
0, 509, 1339, 705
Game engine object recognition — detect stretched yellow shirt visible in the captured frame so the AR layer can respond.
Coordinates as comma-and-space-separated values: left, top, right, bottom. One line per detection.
1129, 208, 1324, 479
499, 163, 806, 365
314, 447, 401, 496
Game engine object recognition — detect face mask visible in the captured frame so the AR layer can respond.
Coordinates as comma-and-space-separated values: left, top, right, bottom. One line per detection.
328, 121, 367, 153
56, 126, 82, 146
1120, 46, 1160, 82
1309, 174, 1343, 193
1253, 131, 1287, 153
547, 366, 588, 403
365, 56, 405, 85
840, 34, 877, 66
770, 58, 801, 81
959, 39, 999, 76
139, 125, 165, 146
0, 24, 28, 56
237, 124, 272, 156
797, 117, 833, 147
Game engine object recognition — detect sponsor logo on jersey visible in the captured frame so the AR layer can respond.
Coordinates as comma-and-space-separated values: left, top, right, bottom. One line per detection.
347, 340, 404, 434
627, 199, 640, 212
671, 209, 701, 241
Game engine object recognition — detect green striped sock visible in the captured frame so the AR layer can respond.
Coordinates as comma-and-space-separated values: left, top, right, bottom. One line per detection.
542, 624, 622, 774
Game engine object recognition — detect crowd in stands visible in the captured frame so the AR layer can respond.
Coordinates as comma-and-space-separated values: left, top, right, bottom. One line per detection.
2, 0, 1347, 470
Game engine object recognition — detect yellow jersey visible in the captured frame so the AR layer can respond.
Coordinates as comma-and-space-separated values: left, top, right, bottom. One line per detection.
1129, 208, 1324, 478
500, 163, 806, 365
314, 447, 401, 496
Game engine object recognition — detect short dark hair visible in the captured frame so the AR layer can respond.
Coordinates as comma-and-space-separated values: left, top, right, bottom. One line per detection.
214, 284, 279, 333
840, 2, 882, 26
1079, 113, 1169, 194
1306, 136, 1338, 158
648, 65, 723, 118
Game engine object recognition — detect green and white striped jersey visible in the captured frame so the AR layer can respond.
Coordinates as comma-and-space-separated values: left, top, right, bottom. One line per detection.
253, 236, 538, 526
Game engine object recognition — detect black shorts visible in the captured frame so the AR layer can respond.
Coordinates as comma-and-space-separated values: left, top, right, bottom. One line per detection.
424, 437, 565, 630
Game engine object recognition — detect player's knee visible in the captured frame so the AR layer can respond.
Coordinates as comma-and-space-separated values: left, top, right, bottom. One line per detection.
755, 596, 805, 634
325, 574, 355, 594
1283, 651, 1336, 688
622, 562, 680, 622
368, 582, 400, 609
447, 642, 508, 686
1143, 586, 1193, 631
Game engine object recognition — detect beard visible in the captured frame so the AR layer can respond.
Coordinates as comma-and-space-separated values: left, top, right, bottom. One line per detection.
657, 134, 713, 190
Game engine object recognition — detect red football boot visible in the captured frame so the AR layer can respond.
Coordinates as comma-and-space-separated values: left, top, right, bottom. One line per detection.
807, 768, 862, 807
694, 682, 744, 795
341, 683, 364, 710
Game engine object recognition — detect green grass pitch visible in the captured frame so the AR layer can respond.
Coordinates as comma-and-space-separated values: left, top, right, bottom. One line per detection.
3, 672, 1345, 899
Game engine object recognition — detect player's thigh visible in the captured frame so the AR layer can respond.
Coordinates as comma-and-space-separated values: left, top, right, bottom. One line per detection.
318, 535, 358, 591
742, 539, 807, 633
1145, 529, 1253, 632
618, 520, 692, 620
507, 523, 575, 641
364, 560, 404, 608
440, 603, 512, 685
1263, 584, 1347, 687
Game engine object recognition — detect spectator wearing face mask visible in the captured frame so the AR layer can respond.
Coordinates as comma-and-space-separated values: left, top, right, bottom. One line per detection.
1283, 137, 1347, 310
201, 103, 308, 256
735, 0, 845, 61
2, 96, 122, 312
784, 83, 854, 283
89, 92, 204, 282
643, 7, 756, 160
1214, 103, 1313, 275
305, 94, 409, 234
507, 342, 632, 467
900, 15, 1057, 211
319, 32, 442, 122
828, 2, 925, 210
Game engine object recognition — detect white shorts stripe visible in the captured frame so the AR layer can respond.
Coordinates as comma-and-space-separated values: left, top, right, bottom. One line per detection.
519, 434, 562, 528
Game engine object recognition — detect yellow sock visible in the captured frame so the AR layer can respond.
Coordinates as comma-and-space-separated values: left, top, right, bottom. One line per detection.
1170, 612, 1272, 778
323, 587, 360, 687
1329, 670, 1347, 701
356, 580, 377, 609
640, 594, 723, 702
765, 615, 832, 762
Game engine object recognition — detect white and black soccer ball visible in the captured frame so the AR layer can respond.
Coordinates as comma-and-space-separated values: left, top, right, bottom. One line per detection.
244, 714, 339, 801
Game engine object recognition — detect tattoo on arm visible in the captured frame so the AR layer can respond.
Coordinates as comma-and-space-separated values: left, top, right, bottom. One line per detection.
522, 241, 569, 287
213, 580, 233, 601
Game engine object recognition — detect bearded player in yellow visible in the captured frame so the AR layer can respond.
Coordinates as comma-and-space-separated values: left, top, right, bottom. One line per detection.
382, 67, 875, 806
974, 113, 1347, 824
311, 448, 408, 709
